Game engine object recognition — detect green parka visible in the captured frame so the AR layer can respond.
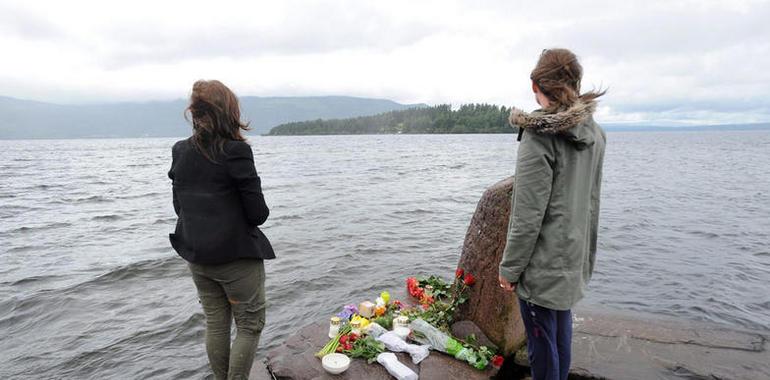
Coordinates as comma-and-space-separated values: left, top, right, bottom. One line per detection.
499, 100, 606, 310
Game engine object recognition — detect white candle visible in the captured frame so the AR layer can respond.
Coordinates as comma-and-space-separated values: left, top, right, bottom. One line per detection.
350, 320, 362, 336
328, 317, 341, 338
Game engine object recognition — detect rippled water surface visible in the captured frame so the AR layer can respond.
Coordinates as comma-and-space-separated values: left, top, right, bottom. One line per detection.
1, 132, 769, 379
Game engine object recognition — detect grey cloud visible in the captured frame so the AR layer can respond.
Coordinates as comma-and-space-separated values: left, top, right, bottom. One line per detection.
531, 3, 770, 59
93, 4, 439, 68
0, 4, 64, 39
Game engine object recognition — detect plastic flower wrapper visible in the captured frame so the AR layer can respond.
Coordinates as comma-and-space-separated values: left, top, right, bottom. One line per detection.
337, 304, 358, 320
454, 347, 489, 370
409, 318, 459, 353
364, 322, 389, 338
377, 352, 418, 380
410, 318, 490, 369
376, 331, 430, 364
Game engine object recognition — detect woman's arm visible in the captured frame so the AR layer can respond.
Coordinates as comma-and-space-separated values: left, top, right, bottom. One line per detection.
226, 141, 270, 226
168, 144, 180, 216
499, 130, 556, 283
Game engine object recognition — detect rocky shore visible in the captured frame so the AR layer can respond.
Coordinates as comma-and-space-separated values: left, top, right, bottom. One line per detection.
252, 177, 769, 379
256, 307, 769, 380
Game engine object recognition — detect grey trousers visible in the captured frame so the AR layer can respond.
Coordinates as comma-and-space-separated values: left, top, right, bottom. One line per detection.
188, 259, 266, 380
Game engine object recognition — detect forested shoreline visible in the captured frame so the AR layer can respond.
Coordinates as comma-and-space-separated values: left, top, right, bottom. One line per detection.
266, 104, 516, 135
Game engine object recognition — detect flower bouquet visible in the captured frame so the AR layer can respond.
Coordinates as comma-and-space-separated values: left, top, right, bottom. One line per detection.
318, 269, 503, 370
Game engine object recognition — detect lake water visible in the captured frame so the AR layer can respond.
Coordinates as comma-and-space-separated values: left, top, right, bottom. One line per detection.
1, 132, 769, 379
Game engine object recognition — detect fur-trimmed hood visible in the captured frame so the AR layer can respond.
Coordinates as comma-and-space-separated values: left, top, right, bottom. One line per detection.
510, 100, 597, 150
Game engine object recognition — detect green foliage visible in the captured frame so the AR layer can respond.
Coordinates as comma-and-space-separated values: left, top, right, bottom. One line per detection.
404, 275, 473, 331
372, 315, 393, 330
267, 104, 516, 135
345, 336, 385, 364
418, 275, 452, 300
419, 301, 455, 330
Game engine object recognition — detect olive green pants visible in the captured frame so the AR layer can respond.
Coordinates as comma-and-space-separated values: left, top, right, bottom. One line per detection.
188, 259, 266, 380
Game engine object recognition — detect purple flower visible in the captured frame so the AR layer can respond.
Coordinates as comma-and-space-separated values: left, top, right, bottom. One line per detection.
336, 304, 358, 320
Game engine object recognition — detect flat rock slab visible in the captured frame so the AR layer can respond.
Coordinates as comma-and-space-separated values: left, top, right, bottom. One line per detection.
249, 363, 273, 380
266, 319, 497, 380
571, 309, 769, 380
513, 308, 769, 380
573, 309, 765, 352
418, 354, 495, 380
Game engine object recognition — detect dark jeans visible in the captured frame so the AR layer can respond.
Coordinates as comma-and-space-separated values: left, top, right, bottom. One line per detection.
518, 298, 572, 380
188, 259, 266, 380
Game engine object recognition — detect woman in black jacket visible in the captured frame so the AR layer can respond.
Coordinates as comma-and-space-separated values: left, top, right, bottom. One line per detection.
168, 80, 274, 380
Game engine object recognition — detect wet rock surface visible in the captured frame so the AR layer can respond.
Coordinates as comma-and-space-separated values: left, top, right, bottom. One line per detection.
509, 308, 770, 380
454, 176, 527, 355
568, 308, 769, 380
262, 308, 769, 379
249, 363, 273, 380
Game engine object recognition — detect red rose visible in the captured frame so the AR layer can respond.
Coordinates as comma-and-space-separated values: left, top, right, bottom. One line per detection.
407, 277, 421, 298
455, 268, 464, 278
492, 355, 504, 368
463, 273, 476, 286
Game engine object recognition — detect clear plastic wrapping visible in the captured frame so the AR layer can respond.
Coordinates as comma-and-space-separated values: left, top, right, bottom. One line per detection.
376, 352, 418, 380
376, 331, 430, 364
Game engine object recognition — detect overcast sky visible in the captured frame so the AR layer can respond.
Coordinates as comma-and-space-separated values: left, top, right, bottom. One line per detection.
1, 0, 768, 125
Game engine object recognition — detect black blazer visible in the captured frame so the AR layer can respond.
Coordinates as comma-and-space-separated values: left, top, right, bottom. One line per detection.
168, 138, 275, 264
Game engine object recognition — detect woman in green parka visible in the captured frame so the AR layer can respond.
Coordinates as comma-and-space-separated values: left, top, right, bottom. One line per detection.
498, 48, 606, 380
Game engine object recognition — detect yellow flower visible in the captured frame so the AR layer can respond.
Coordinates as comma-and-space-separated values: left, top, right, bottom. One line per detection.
350, 315, 371, 329
380, 291, 391, 304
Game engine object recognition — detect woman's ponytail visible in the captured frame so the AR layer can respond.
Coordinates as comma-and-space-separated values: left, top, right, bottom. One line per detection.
530, 48, 605, 111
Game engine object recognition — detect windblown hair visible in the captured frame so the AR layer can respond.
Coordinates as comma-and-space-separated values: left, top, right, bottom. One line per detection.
530, 48, 605, 111
185, 80, 250, 162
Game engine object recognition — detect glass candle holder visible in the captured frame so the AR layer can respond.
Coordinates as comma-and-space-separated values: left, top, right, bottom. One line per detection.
393, 316, 409, 329
350, 320, 362, 336
328, 316, 342, 338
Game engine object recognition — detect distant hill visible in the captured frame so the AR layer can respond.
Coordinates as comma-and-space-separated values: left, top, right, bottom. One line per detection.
267, 106, 770, 136
0, 95, 423, 139
267, 104, 513, 135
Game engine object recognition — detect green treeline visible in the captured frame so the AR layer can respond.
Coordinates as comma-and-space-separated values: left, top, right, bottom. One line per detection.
266, 104, 516, 135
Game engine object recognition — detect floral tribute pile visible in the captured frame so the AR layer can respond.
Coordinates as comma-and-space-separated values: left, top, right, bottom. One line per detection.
316, 267, 504, 371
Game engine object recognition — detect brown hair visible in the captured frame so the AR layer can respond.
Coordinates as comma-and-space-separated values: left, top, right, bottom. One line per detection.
185, 80, 250, 162
530, 48, 605, 111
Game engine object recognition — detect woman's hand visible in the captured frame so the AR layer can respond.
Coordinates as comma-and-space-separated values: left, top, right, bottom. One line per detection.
498, 275, 517, 292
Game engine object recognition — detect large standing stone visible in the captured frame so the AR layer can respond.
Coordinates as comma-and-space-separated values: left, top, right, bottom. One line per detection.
455, 176, 526, 356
